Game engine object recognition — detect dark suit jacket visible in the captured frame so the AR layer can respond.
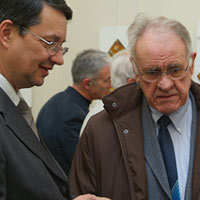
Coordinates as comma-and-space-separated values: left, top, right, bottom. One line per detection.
0, 88, 71, 200
36, 86, 90, 176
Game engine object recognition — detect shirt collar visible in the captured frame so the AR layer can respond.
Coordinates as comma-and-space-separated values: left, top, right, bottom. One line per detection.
0, 74, 20, 106
150, 97, 190, 134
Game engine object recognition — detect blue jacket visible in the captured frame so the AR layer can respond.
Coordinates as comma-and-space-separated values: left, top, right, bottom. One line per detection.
37, 86, 90, 176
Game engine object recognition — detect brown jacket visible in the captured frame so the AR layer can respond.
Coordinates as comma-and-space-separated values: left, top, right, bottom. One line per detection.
69, 81, 200, 200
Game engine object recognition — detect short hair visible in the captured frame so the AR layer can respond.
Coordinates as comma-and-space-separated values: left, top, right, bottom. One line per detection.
127, 14, 193, 70
111, 50, 135, 89
71, 49, 111, 84
0, 0, 72, 33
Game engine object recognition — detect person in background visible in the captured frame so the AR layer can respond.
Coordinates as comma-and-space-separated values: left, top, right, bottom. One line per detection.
79, 49, 135, 136
0, 0, 110, 199
36, 49, 111, 176
69, 13, 199, 200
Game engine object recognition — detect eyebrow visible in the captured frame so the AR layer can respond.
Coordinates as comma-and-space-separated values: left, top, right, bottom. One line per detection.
44, 34, 66, 43
167, 63, 184, 68
142, 66, 161, 71
143, 63, 185, 71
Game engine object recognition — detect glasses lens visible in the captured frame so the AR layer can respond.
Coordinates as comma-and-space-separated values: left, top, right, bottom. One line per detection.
46, 42, 57, 55
47, 44, 69, 56
168, 67, 186, 79
142, 70, 160, 82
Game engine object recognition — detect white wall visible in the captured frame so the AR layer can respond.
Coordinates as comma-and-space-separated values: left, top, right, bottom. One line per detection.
32, 0, 200, 118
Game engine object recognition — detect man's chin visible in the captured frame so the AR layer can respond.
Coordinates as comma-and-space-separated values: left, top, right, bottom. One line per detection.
155, 104, 180, 115
34, 79, 45, 87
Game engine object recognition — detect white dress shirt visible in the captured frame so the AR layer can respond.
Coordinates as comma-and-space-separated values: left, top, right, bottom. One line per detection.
0, 74, 20, 105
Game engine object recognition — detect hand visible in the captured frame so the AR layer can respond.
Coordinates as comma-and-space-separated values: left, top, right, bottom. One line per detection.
74, 194, 111, 200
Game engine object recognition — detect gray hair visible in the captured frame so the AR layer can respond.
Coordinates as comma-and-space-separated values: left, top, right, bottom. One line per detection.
71, 49, 111, 84
111, 50, 135, 89
127, 14, 193, 71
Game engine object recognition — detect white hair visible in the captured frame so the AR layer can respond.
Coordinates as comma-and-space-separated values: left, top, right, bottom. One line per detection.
111, 50, 135, 89
127, 13, 193, 72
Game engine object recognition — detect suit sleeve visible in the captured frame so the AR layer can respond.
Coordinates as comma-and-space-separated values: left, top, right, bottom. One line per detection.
0, 131, 6, 200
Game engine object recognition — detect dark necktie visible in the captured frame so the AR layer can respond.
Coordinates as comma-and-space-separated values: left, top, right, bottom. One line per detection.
17, 98, 40, 140
158, 115, 180, 200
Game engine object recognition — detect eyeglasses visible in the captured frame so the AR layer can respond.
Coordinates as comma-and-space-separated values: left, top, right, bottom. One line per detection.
137, 65, 189, 83
22, 27, 69, 56
131, 58, 190, 83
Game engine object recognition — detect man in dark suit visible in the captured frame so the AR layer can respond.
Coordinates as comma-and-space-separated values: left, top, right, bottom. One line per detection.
36, 49, 111, 176
0, 0, 110, 200
69, 14, 200, 200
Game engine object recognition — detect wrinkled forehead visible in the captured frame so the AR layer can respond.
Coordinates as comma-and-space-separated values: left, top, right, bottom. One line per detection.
135, 28, 188, 63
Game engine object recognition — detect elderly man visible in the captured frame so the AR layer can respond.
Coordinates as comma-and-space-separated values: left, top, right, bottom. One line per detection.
0, 0, 110, 200
69, 14, 199, 200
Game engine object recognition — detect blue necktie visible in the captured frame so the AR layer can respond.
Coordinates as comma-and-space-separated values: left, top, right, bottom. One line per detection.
158, 115, 180, 200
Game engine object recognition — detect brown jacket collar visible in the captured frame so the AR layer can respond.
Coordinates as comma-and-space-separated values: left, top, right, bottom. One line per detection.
103, 82, 142, 119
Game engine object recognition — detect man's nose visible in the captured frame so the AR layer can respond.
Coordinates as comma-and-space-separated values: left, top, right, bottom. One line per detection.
157, 73, 174, 90
50, 51, 64, 66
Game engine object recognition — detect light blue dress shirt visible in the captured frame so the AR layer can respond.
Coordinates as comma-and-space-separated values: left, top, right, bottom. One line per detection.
151, 97, 192, 200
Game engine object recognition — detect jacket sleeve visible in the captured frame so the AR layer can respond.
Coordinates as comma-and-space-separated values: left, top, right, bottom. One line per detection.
0, 139, 6, 200
69, 121, 96, 196
58, 111, 85, 173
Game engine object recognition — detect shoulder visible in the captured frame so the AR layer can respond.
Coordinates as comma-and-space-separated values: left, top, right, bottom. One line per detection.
82, 110, 114, 140
190, 81, 200, 108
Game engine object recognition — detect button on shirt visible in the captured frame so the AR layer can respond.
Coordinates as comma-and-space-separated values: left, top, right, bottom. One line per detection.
150, 97, 192, 200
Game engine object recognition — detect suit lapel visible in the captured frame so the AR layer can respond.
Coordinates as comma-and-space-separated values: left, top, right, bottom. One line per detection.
142, 97, 171, 198
183, 92, 197, 200
186, 82, 200, 200
191, 84, 200, 199
192, 116, 200, 200
0, 89, 67, 182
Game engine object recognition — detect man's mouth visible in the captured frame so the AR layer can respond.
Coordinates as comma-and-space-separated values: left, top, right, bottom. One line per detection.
157, 94, 177, 101
39, 65, 53, 76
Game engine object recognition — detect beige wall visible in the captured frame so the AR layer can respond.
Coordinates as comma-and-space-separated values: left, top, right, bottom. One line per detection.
32, 0, 200, 118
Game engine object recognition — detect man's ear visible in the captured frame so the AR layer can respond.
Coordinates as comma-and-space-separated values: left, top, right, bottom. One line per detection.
130, 56, 140, 83
0, 20, 15, 48
127, 77, 135, 84
82, 78, 92, 90
189, 52, 196, 75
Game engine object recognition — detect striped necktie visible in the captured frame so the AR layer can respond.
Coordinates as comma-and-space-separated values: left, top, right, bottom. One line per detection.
158, 115, 180, 200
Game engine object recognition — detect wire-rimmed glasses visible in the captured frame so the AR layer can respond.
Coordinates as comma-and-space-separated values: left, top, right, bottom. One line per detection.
22, 27, 69, 56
